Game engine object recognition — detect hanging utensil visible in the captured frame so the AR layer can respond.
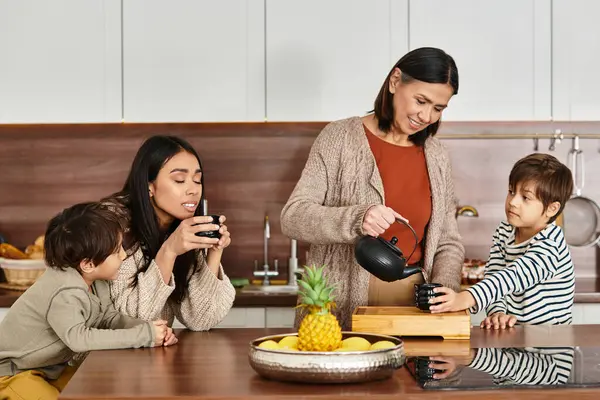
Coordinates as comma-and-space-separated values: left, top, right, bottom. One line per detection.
562, 136, 600, 248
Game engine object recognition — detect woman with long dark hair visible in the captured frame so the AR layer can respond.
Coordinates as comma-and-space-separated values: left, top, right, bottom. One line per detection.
281, 47, 464, 330
103, 135, 234, 331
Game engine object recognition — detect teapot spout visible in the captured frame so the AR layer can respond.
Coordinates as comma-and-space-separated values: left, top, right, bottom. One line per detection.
400, 266, 422, 279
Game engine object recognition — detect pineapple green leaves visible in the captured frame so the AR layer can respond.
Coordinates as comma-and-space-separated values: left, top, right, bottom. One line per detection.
297, 265, 336, 312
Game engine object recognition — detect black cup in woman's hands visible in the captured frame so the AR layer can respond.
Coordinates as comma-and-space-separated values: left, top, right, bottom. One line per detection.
414, 283, 443, 312
213, 216, 231, 251
164, 216, 220, 256
194, 215, 222, 239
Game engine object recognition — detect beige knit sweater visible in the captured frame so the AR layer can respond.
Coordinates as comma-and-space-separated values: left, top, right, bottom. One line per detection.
104, 197, 236, 331
281, 117, 464, 330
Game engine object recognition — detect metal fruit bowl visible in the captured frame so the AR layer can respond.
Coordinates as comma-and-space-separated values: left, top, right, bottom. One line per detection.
248, 331, 405, 384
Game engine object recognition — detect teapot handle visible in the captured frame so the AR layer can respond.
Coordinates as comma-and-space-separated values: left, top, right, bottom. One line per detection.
394, 218, 419, 262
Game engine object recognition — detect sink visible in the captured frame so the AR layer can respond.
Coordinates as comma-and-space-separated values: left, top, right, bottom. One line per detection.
240, 285, 299, 294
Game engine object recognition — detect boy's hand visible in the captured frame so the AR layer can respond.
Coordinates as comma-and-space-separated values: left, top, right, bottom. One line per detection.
428, 356, 458, 380
163, 327, 178, 346
429, 349, 477, 379
152, 320, 168, 347
429, 287, 476, 313
480, 312, 517, 330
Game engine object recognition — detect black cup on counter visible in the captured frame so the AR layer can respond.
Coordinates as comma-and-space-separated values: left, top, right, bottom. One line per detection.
414, 283, 443, 312
194, 215, 222, 239
413, 356, 443, 381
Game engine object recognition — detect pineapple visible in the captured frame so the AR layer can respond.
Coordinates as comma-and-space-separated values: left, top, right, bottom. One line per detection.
296, 265, 343, 352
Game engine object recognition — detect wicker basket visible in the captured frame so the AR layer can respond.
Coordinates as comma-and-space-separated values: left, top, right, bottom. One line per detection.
0, 258, 47, 287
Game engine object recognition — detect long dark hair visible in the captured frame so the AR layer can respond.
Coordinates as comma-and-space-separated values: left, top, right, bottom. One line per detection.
373, 47, 459, 146
109, 135, 205, 303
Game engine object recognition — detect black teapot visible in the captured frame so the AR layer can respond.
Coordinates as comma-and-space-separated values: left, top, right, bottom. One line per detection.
354, 218, 421, 282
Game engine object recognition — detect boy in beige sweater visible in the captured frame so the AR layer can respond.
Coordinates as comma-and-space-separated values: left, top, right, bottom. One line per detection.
0, 202, 177, 400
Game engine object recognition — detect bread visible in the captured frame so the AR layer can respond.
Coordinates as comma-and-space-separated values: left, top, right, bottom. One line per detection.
0, 243, 29, 260
34, 235, 44, 248
0, 235, 45, 260
25, 245, 44, 260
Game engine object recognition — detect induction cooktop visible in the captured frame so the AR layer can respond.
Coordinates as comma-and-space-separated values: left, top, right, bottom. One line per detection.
406, 346, 600, 390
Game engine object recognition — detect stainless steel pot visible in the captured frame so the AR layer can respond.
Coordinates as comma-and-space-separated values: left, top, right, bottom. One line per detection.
563, 136, 600, 248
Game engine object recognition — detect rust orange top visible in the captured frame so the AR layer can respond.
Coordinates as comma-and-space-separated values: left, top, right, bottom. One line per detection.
364, 125, 432, 265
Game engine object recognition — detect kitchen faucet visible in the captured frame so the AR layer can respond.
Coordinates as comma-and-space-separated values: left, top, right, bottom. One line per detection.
253, 215, 278, 285
456, 205, 479, 218
287, 239, 304, 287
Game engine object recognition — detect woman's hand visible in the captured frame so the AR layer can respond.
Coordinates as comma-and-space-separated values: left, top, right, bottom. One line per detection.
428, 287, 476, 313
163, 216, 220, 257
362, 205, 408, 237
211, 215, 231, 251
480, 312, 517, 330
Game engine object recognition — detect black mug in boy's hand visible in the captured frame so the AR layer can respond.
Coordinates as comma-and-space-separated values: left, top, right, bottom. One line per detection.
194, 215, 222, 239
414, 283, 443, 312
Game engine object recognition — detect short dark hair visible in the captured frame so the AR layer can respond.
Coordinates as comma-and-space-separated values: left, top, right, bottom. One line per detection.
509, 153, 574, 224
373, 47, 459, 147
44, 202, 123, 271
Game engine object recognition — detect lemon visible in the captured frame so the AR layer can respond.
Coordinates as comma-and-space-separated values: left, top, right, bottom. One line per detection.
333, 347, 357, 352
340, 337, 371, 351
282, 347, 299, 352
258, 340, 280, 350
278, 336, 299, 349
370, 340, 396, 350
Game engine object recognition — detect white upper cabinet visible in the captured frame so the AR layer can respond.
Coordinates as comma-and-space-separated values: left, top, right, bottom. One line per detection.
409, 0, 552, 121
552, 0, 600, 121
122, 0, 265, 122
265, 0, 408, 121
0, 0, 122, 123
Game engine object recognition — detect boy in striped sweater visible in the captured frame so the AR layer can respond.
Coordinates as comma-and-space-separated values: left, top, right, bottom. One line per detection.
429, 153, 575, 328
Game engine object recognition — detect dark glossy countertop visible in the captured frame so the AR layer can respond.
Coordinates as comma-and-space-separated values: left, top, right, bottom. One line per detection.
3, 278, 600, 308
60, 325, 600, 399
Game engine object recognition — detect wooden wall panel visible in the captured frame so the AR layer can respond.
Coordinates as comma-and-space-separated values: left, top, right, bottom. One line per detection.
0, 123, 325, 281
1, 122, 599, 280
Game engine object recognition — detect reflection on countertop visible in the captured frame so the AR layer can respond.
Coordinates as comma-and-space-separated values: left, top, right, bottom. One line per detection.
407, 346, 582, 390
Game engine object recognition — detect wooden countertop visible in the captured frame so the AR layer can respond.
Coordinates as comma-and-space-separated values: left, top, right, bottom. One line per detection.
0, 287, 21, 307
60, 325, 600, 399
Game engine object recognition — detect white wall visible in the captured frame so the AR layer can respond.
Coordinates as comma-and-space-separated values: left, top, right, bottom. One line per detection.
1, 0, 600, 123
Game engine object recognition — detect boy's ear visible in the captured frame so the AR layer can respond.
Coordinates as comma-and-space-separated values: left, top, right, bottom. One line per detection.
79, 259, 96, 274
546, 201, 561, 219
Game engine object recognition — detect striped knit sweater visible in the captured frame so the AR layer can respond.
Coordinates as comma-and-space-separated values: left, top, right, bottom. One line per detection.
467, 221, 575, 325
468, 347, 574, 386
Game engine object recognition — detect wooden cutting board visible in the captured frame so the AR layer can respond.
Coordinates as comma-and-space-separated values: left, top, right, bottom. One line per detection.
351, 306, 470, 340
